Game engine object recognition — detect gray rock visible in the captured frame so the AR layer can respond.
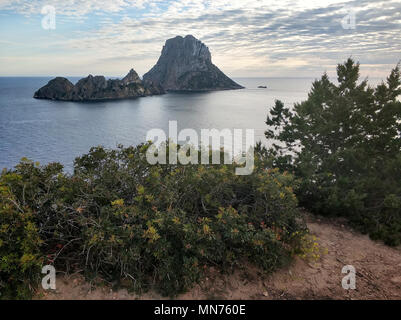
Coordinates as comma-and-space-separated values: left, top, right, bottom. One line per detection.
122, 68, 142, 85
33, 77, 75, 100
143, 35, 244, 91
34, 69, 165, 101
70, 75, 108, 101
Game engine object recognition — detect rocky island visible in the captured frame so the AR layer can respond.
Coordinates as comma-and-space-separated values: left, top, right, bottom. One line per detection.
34, 35, 243, 101
34, 69, 164, 101
144, 35, 243, 91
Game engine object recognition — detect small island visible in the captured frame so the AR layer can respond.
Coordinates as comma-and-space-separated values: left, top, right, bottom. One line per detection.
33, 35, 243, 101
34, 69, 164, 101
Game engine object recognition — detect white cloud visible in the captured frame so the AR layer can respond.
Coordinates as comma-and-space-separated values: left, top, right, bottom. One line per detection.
0, 0, 400, 77
0, 0, 151, 16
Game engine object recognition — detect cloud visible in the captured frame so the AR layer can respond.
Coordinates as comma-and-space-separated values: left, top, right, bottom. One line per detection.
0, 0, 400, 77
0, 0, 152, 16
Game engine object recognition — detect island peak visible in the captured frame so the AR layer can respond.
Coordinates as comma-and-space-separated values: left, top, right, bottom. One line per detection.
143, 35, 243, 91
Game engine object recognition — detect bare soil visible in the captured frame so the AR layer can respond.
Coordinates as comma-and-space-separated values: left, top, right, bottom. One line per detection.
38, 215, 401, 300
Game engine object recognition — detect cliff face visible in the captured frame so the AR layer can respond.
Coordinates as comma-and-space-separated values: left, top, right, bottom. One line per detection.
34, 69, 164, 101
143, 35, 243, 91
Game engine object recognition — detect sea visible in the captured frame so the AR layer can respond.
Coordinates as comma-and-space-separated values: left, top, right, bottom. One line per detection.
0, 76, 349, 172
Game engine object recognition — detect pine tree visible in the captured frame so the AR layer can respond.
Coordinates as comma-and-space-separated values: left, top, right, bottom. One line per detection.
265, 58, 401, 245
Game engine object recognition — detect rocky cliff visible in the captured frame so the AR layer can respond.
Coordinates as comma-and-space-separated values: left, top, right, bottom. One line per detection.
34, 69, 164, 101
143, 35, 243, 91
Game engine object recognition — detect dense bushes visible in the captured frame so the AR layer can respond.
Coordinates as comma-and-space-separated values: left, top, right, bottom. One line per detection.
264, 58, 401, 245
0, 145, 305, 299
0, 175, 43, 299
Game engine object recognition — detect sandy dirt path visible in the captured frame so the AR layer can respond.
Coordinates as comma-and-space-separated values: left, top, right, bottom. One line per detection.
39, 215, 401, 300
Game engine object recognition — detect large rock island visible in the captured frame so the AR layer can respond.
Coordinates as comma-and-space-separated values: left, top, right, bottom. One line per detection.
34, 69, 164, 101
143, 35, 244, 91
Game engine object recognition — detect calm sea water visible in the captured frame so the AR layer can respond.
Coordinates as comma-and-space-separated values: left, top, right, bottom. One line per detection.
0, 77, 315, 171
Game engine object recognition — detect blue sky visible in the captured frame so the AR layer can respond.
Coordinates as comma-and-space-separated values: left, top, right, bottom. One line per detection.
0, 0, 400, 78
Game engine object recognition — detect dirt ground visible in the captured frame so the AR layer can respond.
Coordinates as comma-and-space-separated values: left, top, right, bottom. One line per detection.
38, 215, 401, 300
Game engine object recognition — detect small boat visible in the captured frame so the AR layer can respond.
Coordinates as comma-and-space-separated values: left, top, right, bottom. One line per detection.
258, 85, 267, 89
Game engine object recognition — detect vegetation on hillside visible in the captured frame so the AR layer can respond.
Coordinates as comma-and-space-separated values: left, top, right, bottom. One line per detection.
0, 146, 306, 299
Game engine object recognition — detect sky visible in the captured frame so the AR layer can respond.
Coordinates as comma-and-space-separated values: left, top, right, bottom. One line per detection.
0, 0, 400, 78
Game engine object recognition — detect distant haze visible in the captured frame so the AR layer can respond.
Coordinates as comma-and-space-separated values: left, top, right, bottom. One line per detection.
0, 0, 400, 79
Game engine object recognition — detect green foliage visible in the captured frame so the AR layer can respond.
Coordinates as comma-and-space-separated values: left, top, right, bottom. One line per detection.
265, 58, 401, 245
0, 145, 305, 298
0, 172, 44, 299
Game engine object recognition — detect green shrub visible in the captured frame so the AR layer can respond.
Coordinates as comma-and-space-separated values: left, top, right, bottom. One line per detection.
0, 174, 43, 299
264, 58, 401, 245
0, 144, 305, 297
